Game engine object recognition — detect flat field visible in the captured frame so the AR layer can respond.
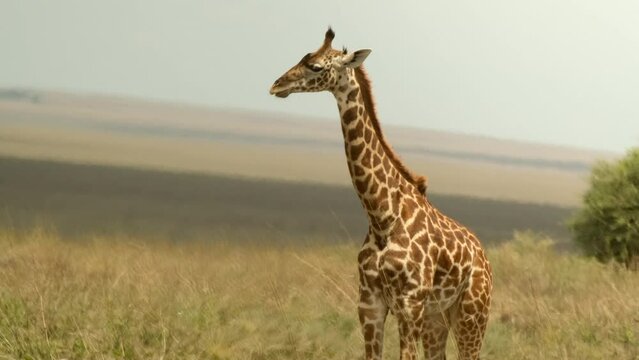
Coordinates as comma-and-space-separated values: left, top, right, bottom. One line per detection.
0, 156, 574, 245
0, 229, 637, 359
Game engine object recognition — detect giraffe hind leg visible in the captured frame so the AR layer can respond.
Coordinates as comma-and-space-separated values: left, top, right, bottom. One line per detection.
450, 269, 492, 360
398, 318, 419, 360
421, 313, 450, 360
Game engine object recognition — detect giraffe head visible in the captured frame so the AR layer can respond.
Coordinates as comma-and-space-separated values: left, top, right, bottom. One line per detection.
269, 28, 371, 98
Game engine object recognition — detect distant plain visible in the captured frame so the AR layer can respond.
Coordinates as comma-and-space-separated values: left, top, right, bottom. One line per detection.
0, 89, 613, 207
0, 89, 607, 244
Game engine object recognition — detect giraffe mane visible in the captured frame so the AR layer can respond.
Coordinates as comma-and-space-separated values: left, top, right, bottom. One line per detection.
353, 66, 428, 195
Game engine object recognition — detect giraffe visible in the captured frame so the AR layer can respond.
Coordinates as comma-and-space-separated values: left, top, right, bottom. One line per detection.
269, 28, 493, 360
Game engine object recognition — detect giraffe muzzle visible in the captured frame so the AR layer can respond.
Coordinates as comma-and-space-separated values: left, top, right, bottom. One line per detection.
273, 90, 290, 98
269, 87, 291, 98
269, 79, 292, 98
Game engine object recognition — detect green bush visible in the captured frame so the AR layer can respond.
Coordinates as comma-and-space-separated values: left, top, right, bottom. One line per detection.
570, 148, 639, 269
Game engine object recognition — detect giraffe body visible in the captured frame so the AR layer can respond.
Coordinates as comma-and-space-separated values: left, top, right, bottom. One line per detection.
270, 28, 492, 360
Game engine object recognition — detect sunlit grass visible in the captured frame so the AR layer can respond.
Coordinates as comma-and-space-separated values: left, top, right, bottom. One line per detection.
0, 228, 637, 359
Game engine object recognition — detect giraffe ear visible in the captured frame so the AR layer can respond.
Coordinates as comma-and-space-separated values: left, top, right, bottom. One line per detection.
342, 49, 372, 68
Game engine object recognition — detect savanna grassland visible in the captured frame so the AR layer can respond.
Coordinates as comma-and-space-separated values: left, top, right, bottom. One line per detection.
0, 92, 635, 359
0, 228, 637, 360
1, 157, 636, 359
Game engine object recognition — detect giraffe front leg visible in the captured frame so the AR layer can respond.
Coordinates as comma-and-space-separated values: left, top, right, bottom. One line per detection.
358, 286, 388, 360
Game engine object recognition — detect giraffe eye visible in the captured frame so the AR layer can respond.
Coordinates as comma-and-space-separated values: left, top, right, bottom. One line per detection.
308, 64, 324, 72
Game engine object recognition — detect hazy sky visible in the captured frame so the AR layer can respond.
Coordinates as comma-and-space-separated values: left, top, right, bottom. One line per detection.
1, 1, 638, 153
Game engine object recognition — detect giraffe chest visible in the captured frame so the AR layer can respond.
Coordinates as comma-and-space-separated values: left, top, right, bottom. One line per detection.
359, 239, 472, 317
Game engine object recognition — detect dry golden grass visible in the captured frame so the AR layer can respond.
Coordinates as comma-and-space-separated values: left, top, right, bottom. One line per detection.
0, 228, 637, 359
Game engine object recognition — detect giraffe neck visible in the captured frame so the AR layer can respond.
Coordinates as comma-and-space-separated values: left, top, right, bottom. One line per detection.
332, 67, 421, 235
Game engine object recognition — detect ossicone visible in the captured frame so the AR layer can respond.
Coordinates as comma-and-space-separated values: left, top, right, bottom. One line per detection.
321, 27, 335, 51
325, 27, 335, 41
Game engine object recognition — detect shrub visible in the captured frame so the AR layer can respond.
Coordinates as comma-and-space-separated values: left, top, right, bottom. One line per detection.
570, 148, 639, 270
